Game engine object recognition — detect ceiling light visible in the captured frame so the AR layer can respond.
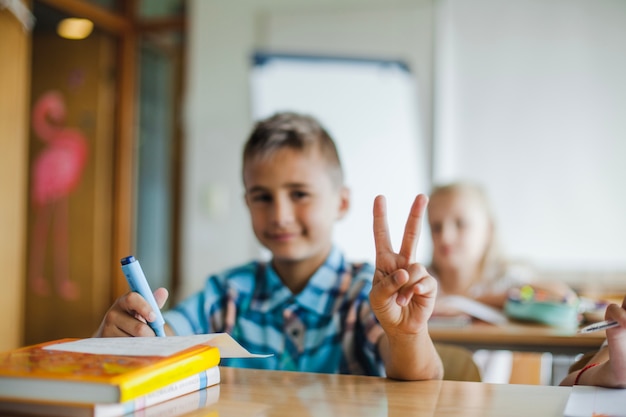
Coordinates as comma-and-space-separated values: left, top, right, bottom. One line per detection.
57, 18, 93, 40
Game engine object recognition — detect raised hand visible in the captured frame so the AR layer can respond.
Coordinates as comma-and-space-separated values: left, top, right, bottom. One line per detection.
370, 194, 437, 337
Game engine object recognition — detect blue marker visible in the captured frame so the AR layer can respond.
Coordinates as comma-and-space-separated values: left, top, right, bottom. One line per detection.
120, 256, 166, 337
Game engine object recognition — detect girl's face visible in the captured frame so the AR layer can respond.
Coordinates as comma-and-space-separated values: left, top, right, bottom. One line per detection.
428, 190, 492, 274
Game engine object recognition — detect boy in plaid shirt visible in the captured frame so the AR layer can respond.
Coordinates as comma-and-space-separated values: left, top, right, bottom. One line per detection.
96, 112, 442, 380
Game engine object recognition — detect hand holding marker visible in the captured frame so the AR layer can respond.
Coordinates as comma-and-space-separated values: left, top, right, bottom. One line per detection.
120, 256, 166, 337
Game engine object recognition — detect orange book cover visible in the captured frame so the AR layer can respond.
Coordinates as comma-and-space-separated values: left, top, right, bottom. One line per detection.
0, 338, 220, 404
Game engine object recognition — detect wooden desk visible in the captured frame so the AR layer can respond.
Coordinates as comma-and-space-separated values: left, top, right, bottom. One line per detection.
208, 367, 571, 417
430, 321, 606, 356
0, 367, 570, 416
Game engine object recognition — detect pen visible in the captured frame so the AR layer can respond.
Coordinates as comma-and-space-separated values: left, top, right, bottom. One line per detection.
120, 255, 166, 337
578, 319, 620, 334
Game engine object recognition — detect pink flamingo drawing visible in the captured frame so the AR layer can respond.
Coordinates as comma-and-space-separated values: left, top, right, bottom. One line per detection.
29, 90, 89, 300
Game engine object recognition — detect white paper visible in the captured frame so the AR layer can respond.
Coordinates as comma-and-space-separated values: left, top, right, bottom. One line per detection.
437, 295, 509, 325
563, 385, 626, 417
43, 333, 272, 358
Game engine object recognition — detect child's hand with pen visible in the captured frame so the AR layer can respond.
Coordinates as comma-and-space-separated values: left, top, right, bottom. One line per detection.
561, 294, 626, 387
94, 256, 172, 338
601, 295, 626, 387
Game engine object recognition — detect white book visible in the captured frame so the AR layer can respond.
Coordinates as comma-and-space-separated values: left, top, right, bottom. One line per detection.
437, 295, 509, 325
0, 366, 220, 417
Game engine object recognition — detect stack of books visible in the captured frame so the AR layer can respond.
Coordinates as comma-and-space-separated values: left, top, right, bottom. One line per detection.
0, 338, 221, 417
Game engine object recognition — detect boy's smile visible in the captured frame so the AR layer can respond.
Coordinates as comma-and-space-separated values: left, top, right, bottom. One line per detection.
243, 146, 349, 291
267, 231, 297, 242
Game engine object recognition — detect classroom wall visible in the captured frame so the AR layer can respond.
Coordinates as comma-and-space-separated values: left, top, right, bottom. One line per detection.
433, 0, 626, 285
183, 0, 626, 298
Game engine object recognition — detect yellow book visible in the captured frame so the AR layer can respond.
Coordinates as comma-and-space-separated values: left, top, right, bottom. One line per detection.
0, 338, 221, 404
0, 367, 220, 417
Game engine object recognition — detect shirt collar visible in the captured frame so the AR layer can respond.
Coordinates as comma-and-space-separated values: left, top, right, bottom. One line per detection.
262, 246, 348, 316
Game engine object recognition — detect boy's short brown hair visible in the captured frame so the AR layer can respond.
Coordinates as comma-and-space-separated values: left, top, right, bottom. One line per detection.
242, 112, 344, 187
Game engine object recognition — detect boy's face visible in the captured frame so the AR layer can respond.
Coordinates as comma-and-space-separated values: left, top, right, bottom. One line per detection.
428, 191, 492, 274
243, 147, 349, 267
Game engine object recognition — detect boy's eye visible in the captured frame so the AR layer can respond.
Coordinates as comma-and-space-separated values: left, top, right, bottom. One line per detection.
430, 223, 442, 234
251, 193, 272, 203
291, 190, 309, 200
455, 219, 467, 229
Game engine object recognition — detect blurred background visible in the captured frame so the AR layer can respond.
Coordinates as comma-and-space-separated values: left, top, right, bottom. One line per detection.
1, 0, 625, 349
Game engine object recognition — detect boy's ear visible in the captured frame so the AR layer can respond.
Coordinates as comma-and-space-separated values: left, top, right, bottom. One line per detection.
337, 186, 350, 220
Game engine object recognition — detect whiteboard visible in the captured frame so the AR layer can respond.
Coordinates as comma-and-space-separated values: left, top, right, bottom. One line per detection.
250, 53, 431, 264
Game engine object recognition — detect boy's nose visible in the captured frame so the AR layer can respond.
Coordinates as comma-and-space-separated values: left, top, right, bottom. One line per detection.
272, 197, 295, 225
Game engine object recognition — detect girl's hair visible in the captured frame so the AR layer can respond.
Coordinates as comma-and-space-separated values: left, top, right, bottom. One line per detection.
242, 112, 344, 186
429, 181, 506, 282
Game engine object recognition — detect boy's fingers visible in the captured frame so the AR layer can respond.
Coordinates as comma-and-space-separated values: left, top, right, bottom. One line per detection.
399, 194, 428, 262
133, 312, 148, 324
125, 291, 157, 323
373, 195, 393, 256
397, 263, 436, 301
372, 265, 436, 308
154, 287, 169, 309
98, 293, 160, 338
411, 267, 437, 297
124, 318, 158, 337
372, 269, 410, 301
103, 308, 146, 337
115, 308, 156, 337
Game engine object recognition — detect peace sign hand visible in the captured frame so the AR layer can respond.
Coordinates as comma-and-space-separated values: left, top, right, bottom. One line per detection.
370, 194, 437, 337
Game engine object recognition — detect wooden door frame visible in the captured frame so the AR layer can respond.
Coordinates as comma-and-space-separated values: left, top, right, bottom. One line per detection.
0, 0, 32, 350
35, 0, 185, 301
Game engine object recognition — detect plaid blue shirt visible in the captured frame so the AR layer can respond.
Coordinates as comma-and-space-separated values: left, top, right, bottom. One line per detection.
164, 247, 385, 376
